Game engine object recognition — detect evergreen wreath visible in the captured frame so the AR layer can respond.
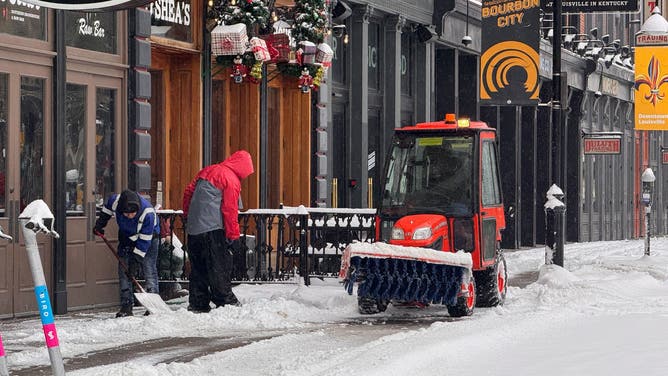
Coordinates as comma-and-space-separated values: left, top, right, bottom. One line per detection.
291, 0, 329, 44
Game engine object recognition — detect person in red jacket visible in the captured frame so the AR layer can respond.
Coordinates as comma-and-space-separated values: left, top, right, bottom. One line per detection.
182, 150, 254, 312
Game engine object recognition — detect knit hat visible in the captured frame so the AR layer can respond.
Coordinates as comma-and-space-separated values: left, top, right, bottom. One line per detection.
118, 190, 140, 213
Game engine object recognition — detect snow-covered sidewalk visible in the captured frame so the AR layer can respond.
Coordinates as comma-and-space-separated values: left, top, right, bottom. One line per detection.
2, 238, 668, 375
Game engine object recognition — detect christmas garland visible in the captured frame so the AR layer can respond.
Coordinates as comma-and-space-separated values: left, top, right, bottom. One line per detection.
291, 0, 329, 44
209, 0, 270, 36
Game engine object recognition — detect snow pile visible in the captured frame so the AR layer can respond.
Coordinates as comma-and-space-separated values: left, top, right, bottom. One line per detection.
2, 238, 668, 375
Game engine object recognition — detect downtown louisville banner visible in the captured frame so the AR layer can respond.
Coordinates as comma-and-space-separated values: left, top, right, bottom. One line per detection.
480, 0, 540, 105
634, 45, 668, 131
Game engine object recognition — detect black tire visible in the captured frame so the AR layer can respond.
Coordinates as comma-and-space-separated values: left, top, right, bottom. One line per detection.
358, 297, 389, 314
446, 274, 476, 317
475, 252, 508, 307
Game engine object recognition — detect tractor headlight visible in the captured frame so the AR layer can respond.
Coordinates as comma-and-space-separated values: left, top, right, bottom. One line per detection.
412, 227, 432, 240
391, 227, 405, 240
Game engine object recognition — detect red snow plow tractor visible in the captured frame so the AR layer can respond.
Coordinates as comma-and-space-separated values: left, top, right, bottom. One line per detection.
340, 114, 507, 317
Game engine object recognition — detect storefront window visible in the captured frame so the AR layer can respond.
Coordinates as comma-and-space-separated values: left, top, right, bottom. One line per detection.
331, 36, 346, 84
65, 11, 117, 54
95, 88, 115, 209
368, 22, 380, 90
0, 74, 7, 216
0, 1, 47, 40
65, 84, 86, 215
147, 0, 193, 43
20, 77, 44, 212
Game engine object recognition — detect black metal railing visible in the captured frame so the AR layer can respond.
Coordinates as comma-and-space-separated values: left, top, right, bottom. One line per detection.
157, 207, 377, 286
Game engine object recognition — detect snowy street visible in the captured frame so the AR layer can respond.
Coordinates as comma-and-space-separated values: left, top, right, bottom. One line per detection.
2, 238, 668, 375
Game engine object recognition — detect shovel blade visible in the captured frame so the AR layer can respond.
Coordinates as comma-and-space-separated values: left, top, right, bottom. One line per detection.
134, 292, 172, 314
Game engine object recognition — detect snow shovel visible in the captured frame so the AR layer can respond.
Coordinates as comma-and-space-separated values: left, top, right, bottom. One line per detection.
96, 232, 172, 314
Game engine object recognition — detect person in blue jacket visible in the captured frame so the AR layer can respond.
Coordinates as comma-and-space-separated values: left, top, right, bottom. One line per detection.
94, 190, 160, 317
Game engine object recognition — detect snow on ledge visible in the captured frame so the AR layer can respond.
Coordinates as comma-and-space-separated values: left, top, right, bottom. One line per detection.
346, 241, 472, 268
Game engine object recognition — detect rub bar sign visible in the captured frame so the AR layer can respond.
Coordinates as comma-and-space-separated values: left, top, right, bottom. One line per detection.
583, 135, 622, 155
23, 0, 153, 10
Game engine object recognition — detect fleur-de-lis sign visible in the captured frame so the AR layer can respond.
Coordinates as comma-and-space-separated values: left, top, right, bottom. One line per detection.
634, 55, 668, 107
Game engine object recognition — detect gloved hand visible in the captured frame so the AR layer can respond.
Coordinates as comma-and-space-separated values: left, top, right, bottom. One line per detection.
227, 238, 242, 253
93, 227, 104, 237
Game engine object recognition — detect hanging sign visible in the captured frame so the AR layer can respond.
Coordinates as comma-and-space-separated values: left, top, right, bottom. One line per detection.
480, 0, 541, 105
540, 0, 638, 13
662, 147, 668, 164
634, 44, 668, 130
583, 136, 621, 155
23, 0, 153, 11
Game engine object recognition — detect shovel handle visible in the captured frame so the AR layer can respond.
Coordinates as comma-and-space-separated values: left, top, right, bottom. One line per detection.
96, 232, 146, 293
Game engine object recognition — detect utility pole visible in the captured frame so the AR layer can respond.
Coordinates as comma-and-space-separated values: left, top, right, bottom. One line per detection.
548, 0, 566, 267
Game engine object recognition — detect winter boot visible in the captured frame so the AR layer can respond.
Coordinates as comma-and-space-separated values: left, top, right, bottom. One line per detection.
187, 304, 211, 314
115, 305, 133, 318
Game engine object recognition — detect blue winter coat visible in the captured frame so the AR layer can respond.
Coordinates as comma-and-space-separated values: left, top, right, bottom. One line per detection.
96, 194, 160, 257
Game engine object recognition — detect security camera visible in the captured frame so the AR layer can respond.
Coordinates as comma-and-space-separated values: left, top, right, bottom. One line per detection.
594, 90, 602, 98
332, 24, 346, 38
462, 35, 472, 47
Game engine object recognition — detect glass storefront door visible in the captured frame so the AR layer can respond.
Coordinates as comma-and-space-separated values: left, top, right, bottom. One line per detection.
0, 62, 50, 317
65, 71, 121, 309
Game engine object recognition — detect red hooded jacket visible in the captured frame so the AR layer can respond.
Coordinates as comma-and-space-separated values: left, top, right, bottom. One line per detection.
182, 150, 254, 240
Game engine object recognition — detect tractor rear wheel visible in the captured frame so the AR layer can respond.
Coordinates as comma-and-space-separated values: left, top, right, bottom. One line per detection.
475, 252, 507, 307
358, 297, 389, 314
447, 274, 476, 317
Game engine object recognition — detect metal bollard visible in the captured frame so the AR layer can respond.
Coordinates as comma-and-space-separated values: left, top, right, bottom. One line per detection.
544, 184, 566, 267
641, 168, 655, 256
19, 200, 65, 376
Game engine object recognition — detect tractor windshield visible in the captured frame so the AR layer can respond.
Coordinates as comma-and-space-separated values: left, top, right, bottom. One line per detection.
381, 133, 474, 217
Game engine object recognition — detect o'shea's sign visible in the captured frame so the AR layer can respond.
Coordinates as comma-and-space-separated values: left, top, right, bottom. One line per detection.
583, 136, 621, 155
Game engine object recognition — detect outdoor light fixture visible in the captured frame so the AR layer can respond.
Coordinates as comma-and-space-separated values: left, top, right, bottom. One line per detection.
603, 47, 616, 68
590, 27, 598, 39
332, 0, 352, 23
462, 0, 472, 47
416, 25, 437, 43
332, 24, 346, 38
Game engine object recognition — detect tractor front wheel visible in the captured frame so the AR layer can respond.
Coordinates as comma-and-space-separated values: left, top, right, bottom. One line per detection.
358, 297, 389, 314
447, 274, 476, 317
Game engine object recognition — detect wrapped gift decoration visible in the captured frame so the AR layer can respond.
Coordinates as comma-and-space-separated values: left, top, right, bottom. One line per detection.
262, 33, 290, 63
211, 24, 249, 56
250, 37, 271, 62
315, 43, 334, 66
298, 41, 317, 64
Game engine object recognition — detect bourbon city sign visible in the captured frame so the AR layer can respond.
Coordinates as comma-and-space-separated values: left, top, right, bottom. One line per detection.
24, 0, 153, 11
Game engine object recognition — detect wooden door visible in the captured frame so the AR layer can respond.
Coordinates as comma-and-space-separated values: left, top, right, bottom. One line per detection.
150, 50, 202, 211
0, 61, 52, 317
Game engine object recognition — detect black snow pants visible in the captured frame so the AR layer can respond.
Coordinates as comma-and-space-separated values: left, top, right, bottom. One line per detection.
187, 229, 239, 310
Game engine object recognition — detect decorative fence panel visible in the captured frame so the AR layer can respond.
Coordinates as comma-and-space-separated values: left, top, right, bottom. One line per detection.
157, 207, 376, 285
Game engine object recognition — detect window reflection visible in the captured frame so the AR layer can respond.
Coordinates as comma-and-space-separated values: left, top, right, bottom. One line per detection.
20, 77, 44, 211
96, 88, 115, 209
66, 84, 86, 215
0, 74, 7, 216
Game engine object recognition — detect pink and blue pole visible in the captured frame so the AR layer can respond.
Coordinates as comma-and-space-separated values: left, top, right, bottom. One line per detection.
0, 225, 12, 376
20, 200, 65, 376
0, 333, 8, 376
